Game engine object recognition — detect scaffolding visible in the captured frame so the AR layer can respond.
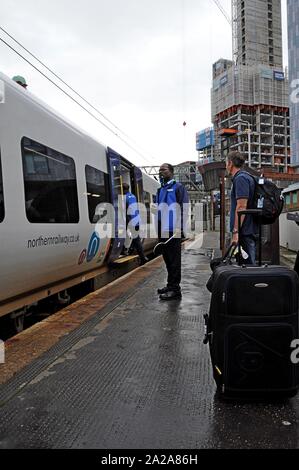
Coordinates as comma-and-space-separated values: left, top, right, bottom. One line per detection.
211, 63, 290, 170
233, 0, 283, 68
212, 63, 289, 119
211, 0, 290, 171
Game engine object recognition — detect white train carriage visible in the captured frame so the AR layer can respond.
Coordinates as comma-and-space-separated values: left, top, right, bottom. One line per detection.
0, 71, 158, 326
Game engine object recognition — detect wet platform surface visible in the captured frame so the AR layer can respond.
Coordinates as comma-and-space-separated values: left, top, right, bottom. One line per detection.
0, 233, 298, 449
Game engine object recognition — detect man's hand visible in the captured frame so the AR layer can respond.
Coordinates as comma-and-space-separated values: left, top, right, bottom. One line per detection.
151, 204, 158, 215
232, 233, 239, 244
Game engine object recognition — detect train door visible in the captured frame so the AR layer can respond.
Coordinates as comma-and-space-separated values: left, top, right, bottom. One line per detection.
106, 147, 126, 263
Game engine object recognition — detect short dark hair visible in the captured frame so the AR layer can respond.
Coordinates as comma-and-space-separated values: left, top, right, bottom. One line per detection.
123, 183, 129, 191
161, 163, 174, 174
227, 151, 246, 168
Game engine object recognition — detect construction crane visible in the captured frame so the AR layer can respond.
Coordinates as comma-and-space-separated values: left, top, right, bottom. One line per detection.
212, 0, 232, 26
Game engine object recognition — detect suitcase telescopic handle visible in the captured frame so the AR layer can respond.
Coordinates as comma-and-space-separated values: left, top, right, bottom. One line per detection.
237, 209, 263, 266
238, 209, 263, 217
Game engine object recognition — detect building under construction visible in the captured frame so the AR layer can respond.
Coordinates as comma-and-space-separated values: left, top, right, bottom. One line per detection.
287, 0, 299, 167
211, 0, 291, 172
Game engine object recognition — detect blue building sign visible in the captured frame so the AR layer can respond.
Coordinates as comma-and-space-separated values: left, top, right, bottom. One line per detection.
220, 75, 228, 86
196, 127, 215, 151
274, 71, 285, 81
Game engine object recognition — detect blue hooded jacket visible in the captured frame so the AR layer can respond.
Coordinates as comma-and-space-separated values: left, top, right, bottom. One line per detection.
125, 192, 140, 228
156, 179, 189, 236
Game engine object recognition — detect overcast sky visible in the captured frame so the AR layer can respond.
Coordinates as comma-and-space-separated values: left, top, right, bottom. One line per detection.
0, 0, 288, 167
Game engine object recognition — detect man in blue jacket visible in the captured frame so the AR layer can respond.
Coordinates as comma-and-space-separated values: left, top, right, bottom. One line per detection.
156, 163, 189, 300
123, 183, 148, 265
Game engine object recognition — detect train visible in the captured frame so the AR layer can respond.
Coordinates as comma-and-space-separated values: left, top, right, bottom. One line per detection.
0, 71, 159, 332
280, 182, 299, 252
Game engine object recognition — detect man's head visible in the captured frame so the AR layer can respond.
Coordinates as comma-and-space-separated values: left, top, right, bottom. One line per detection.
123, 183, 130, 194
159, 163, 174, 184
12, 75, 28, 89
226, 151, 246, 176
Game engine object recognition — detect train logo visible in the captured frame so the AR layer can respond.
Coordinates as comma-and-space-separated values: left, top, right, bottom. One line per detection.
78, 232, 100, 265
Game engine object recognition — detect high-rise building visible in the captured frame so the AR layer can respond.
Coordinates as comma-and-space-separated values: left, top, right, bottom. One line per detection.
287, 0, 299, 167
233, 0, 283, 68
211, 0, 290, 173
196, 127, 215, 164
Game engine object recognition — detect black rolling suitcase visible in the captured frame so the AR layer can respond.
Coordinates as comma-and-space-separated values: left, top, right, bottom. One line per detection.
204, 210, 299, 400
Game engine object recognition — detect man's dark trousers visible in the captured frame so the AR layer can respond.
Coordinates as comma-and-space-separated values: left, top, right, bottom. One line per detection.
161, 237, 181, 291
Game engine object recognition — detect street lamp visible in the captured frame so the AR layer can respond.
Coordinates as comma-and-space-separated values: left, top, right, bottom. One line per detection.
232, 119, 252, 168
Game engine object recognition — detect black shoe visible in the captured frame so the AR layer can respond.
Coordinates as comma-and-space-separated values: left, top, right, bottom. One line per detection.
140, 257, 149, 265
159, 290, 182, 301
157, 286, 169, 294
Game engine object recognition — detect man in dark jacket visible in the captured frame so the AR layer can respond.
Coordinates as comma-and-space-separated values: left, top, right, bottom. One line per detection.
226, 151, 258, 264
156, 163, 189, 300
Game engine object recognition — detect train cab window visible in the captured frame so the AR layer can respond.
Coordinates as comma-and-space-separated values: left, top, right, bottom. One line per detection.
0, 154, 4, 222
85, 165, 108, 223
21, 137, 79, 223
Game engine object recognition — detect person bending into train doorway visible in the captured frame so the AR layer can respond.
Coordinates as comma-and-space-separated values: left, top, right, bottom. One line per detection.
156, 163, 189, 301
226, 151, 258, 265
123, 183, 148, 265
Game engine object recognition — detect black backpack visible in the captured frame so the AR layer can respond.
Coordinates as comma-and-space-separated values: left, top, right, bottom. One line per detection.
248, 173, 284, 225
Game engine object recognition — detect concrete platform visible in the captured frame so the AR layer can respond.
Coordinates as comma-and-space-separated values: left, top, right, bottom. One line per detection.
0, 232, 298, 449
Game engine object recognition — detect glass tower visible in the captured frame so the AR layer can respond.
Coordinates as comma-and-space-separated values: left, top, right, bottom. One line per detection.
288, 0, 299, 166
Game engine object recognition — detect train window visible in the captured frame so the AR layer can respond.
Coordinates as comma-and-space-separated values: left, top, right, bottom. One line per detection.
21, 137, 79, 223
0, 153, 4, 222
85, 165, 108, 223
293, 192, 298, 205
